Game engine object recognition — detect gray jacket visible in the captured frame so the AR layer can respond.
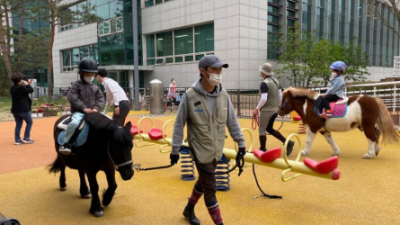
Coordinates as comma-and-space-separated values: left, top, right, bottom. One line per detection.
326, 75, 345, 98
172, 79, 245, 157
67, 80, 105, 113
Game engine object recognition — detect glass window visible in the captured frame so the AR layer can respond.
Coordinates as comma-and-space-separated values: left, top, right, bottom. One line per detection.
116, 17, 123, 32
62, 50, 71, 67
185, 56, 194, 62
174, 27, 194, 55
156, 31, 173, 56
268, 25, 280, 33
89, 44, 98, 61
287, 19, 295, 28
287, 10, 295, 17
110, 0, 123, 18
268, 6, 279, 13
287, 1, 296, 8
97, 0, 109, 5
267, 53, 279, 60
268, 15, 280, 23
268, 33, 279, 42
195, 23, 214, 52
80, 46, 90, 60
110, 19, 117, 33
145, 0, 154, 7
97, 4, 110, 20
147, 35, 155, 58
72, 48, 80, 65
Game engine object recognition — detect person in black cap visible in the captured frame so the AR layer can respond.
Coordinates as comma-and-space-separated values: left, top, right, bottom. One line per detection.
59, 58, 104, 155
96, 68, 130, 126
170, 55, 246, 225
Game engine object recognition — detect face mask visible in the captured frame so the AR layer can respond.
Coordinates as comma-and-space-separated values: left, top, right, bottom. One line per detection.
172, 81, 176, 84
207, 73, 222, 86
331, 72, 338, 78
84, 76, 94, 84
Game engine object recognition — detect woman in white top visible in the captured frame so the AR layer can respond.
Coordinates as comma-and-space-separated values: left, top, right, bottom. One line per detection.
96, 69, 130, 126
167, 78, 177, 108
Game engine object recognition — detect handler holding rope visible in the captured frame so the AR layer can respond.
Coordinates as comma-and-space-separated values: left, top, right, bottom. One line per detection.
170, 55, 246, 225
253, 63, 294, 156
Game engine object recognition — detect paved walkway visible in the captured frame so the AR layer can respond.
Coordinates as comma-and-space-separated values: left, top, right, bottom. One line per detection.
0, 115, 400, 224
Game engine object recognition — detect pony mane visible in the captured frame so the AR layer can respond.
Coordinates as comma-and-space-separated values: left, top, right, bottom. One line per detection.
84, 113, 132, 146
84, 113, 119, 133
284, 87, 319, 99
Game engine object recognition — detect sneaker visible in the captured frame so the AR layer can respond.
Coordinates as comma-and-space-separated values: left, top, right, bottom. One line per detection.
321, 113, 328, 119
286, 141, 294, 156
59, 144, 72, 155
22, 138, 34, 144
15, 140, 24, 145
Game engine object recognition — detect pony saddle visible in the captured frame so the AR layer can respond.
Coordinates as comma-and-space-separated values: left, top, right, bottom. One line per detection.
57, 116, 89, 148
315, 96, 348, 118
57, 116, 86, 131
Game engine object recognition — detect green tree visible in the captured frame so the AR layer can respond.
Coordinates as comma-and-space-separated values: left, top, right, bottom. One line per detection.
276, 23, 369, 87
275, 23, 306, 87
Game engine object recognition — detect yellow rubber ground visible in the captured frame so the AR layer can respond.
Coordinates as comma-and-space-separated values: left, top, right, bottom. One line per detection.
0, 116, 399, 225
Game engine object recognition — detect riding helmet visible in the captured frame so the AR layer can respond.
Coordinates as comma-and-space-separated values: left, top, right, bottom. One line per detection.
78, 58, 98, 73
330, 61, 347, 71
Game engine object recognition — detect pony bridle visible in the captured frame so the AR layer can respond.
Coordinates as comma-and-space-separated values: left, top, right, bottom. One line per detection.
107, 141, 133, 171
279, 98, 288, 112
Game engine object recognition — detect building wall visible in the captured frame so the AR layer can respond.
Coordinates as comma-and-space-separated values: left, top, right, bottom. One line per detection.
53, 23, 98, 87
142, 0, 271, 89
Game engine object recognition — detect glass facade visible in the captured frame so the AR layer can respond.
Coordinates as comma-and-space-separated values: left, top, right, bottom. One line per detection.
144, 0, 171, 7
146, 24, 214, 65
265, 0, 399, 67
267, 0, 282, 60
61, 44, 98, 71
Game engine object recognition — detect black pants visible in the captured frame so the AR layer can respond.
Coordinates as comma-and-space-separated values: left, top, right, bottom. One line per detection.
319, 94, 340, 112
113, 100, 130, 126
194, 160, 217, 205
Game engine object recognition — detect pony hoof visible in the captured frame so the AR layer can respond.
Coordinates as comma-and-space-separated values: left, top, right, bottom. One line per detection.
362, 153, 375, 159
301, 151, 309, 156
60, 187, 67, 191
82, 193, 92, 199
90, 210, 104, 217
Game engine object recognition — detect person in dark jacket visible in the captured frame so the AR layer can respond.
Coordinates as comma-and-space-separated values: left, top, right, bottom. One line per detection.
10, 72, 34, 145
59, 58, 105, 155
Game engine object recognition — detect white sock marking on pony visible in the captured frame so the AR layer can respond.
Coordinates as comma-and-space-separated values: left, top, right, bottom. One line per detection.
321, 132, 341, 156
301, 125, 316, 156
363, 139, 376, 159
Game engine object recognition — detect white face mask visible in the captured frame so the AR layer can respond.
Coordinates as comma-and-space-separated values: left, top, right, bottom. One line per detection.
84, 76, 94, 84
172, 81, 176, 84
207, 73, 222, 86
331, 72, 338, 78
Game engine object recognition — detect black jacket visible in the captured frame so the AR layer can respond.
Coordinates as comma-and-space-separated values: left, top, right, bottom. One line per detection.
10, 84, 33, 114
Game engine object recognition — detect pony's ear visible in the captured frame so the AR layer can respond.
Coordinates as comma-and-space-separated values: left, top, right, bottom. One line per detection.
124, 121, 132, 131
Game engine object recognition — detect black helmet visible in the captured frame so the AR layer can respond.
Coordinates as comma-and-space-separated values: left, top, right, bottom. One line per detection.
78, 58, 98, 73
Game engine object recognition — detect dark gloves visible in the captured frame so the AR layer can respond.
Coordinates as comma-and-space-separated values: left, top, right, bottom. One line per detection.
170, 153, 180, 165
236, 147, 246, 176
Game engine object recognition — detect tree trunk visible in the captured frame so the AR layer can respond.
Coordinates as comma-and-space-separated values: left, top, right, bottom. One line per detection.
3, 2, 11, 57
47, 0, 55, 96
0, 6, 13, 81
17, 0, 24, 70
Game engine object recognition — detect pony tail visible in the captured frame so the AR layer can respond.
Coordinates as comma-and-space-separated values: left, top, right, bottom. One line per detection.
375, 98, 400, 145
48, 159, 62, 174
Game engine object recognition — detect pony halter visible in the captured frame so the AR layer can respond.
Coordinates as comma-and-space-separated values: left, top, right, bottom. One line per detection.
107, 141, 133, 171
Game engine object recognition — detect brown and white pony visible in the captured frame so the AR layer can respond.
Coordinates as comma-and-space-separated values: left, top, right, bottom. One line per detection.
277, 88, 400, 159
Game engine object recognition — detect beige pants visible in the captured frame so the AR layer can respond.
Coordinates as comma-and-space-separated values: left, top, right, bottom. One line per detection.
259, 111, 276, 136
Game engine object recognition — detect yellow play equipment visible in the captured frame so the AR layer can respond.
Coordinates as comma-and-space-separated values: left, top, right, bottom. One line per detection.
131, 118, 341, 181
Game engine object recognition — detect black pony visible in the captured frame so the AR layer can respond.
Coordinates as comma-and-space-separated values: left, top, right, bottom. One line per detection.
49, 113, 134, 217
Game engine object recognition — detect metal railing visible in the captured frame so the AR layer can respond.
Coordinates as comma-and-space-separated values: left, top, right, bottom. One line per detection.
39, 81, 400, 124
